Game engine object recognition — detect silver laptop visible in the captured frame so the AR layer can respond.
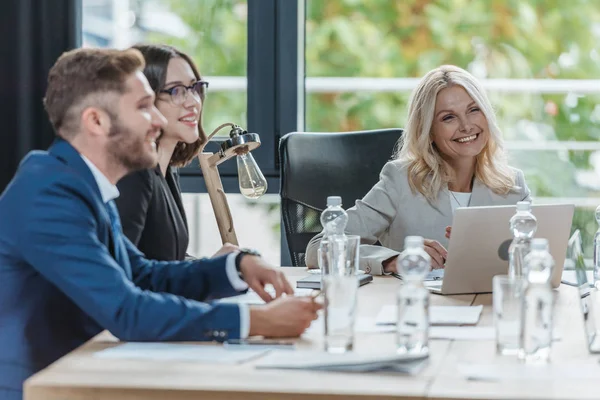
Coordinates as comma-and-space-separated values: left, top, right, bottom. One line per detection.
426, 203, 574, 295
571, 230, 600, 353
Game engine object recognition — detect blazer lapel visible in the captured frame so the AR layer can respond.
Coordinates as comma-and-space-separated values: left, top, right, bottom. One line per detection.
167, 167, 188, 230
470, 177, 492, 207
433, 186, 453, 218
155, 166, 179, 234
48, 139, 128, 274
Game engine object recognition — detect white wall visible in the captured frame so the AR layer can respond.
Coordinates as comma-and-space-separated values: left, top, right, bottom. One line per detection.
182, 193, 281, 266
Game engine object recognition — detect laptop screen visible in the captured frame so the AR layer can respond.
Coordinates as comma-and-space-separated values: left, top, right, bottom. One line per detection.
571, 230, 600, 353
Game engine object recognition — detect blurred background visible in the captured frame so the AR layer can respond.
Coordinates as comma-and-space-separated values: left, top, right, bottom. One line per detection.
78, 0, 600, 263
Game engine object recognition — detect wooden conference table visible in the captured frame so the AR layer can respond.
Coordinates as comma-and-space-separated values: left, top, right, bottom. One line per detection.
24, 268, 598, 400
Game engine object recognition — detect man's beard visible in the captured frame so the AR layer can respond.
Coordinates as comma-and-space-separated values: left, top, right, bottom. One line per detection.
106, 115, 157, 172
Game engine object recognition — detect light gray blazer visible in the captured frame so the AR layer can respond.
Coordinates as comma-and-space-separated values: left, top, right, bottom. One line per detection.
305, 160, 531, 275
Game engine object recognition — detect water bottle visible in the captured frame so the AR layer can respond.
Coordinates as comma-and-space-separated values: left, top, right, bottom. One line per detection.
508, 201, 537, 278
593, 205, 600, 288
396, 236, 430, 355
519, 238, 554, 363
318, 196, 348, 275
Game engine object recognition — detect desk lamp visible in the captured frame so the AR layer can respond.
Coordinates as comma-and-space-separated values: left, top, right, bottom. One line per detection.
198, 123, 268, 245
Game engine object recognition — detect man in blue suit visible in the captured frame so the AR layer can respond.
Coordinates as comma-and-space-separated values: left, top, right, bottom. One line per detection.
0, 48, 320, 399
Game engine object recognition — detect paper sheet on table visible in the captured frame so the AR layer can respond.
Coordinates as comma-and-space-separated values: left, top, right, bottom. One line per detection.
376, 305, 483, 326
303, 317, 395, 336
256, 350, 428, 374
424, 280, 443, 289
218, 287, 314, 305
395, 269, 445, 281
425, 269, 444, 281
94, 343, 268, 364
458, 363, 600, 381
429, 326, 495, 340
430, 327, 561, 341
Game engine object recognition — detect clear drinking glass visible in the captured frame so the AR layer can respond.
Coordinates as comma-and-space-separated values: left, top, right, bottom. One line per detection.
493, 275, 526, 355
323, 235, 360, 353
317, 239, 329, 275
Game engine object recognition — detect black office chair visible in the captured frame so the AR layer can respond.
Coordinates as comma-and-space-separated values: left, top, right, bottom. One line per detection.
279, 128, 404, 267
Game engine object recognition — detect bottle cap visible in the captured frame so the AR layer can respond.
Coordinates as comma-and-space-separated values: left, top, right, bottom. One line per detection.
326, 196, 342, 207
516, 201, 532, 212
404, 236, 424, 248
531, 238, 549, 251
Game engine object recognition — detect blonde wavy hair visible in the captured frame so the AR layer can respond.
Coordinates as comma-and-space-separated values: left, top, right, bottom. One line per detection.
395, 65, 515, 202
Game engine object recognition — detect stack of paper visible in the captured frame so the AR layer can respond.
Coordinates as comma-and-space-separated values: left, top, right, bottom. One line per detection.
375, 305, 483, 326
94, 343, 268, 364
255, 350, 428, 374
218, 287, 314, 305
303, 317, 395, 336
429, 326, 495, 340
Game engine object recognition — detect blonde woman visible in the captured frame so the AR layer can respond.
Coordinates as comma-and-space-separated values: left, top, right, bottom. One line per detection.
305, 65, 530, 275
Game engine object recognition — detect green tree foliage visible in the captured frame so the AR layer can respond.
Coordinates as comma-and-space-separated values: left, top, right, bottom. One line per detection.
149, 0, 248, 136
305, 0, 600, 255
153, 0, 600, 255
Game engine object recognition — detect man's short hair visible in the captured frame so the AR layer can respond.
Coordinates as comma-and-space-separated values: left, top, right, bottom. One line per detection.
44, 48, 145, 138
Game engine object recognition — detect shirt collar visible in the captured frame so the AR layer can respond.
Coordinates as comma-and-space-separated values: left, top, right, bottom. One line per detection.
80, 155, 120, 203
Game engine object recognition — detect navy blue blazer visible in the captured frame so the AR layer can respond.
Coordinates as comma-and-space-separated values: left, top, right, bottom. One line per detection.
0, 139, 245, 396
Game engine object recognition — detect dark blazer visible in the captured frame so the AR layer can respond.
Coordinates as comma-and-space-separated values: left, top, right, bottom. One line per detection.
116, 165, 189, 261
0, 139, 245, 396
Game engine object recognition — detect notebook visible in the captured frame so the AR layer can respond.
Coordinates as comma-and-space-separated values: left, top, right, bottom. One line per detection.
296, 273, 373, 289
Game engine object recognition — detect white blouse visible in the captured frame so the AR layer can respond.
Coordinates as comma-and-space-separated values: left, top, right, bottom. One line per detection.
449, 191, 472, 213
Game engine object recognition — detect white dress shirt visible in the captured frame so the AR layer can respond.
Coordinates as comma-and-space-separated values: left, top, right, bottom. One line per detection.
80, 155, 250, 338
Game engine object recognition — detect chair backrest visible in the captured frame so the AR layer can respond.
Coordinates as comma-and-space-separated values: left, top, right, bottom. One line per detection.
279, 128, 404, 266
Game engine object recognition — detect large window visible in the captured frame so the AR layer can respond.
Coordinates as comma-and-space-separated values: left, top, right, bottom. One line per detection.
83, 0, 248, 134
305, 0, 600, 257
82, 0, 282, 264
83, 0, 600, 264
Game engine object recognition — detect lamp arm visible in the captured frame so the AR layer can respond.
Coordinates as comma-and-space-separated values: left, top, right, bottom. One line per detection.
197, 122, 263, 246
217, 187, 236, 238
201, 122, 236, 151
198, 152, 239, 246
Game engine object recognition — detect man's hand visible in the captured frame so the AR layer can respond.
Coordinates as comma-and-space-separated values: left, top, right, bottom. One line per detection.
212, 242, 240, 257
239, 255, 294, 302
248, 296, 322, 338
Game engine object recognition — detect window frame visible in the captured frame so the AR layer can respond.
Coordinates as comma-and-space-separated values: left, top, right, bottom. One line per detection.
178, 0, 305, 194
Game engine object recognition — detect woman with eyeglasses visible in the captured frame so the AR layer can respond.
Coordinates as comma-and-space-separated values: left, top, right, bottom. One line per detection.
115, 44, 237, 261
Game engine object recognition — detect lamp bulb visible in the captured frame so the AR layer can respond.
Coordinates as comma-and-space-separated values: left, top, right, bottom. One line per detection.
237, 152, 268, 199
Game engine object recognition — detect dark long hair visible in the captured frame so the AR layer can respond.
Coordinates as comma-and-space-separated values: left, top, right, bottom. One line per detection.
132, 44, 206, 167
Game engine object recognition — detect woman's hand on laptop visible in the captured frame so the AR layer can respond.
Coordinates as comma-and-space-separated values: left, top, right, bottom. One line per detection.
445, 226, 451, 239
424, 239, 447, 269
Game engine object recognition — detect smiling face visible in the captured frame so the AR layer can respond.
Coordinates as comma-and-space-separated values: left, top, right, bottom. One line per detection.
155, 57, 202, 144
431, 85, 489, 164
106, 70, 167, 171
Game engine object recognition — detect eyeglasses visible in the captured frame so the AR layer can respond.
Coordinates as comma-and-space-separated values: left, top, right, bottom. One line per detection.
159, 80, 209, 105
